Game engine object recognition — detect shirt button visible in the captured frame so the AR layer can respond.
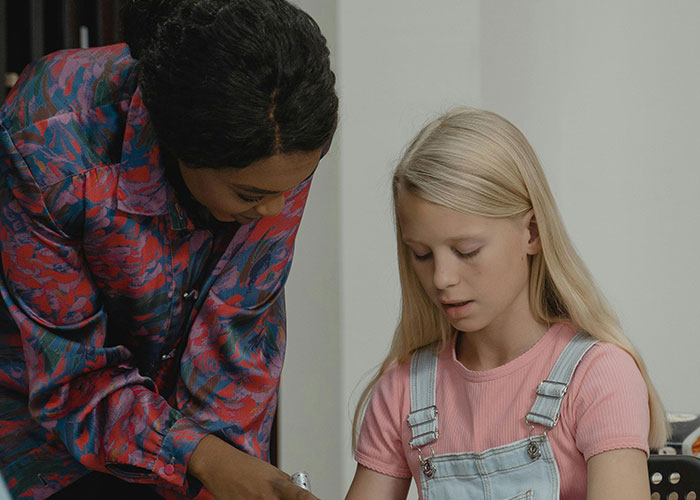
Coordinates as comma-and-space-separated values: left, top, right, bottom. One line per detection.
164, 464, 175, 475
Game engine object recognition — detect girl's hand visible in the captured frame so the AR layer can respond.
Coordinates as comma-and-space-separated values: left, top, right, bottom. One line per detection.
189, 434, 319, 500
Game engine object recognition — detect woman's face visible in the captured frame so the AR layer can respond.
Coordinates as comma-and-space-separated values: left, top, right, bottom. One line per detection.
179, 149, 322, 223
398, 191, 540, 336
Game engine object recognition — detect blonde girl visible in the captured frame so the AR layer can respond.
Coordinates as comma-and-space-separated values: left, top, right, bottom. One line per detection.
345, 107, 667, 500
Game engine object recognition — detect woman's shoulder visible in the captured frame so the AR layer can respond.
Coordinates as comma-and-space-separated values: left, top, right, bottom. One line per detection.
2, 45, 141, 195
1, 44, 137, 133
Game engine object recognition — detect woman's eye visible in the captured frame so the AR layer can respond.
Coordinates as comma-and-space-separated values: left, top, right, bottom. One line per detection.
236, 192, 264, 203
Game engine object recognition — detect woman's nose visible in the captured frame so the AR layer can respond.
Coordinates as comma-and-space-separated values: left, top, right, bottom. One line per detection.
254, 193, 286, 217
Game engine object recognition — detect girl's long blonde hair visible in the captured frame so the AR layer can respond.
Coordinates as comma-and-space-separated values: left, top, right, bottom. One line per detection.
352, 107, 668, 450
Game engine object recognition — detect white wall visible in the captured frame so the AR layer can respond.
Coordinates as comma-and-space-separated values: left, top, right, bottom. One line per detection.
283, 1, 700, 499
280, 1, 341, 498
480, 0, 700, 414
336, 0, 481, 495
284, 1, 481, 497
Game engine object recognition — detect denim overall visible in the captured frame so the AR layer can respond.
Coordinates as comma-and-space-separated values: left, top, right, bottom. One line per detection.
407, 332, 597, 500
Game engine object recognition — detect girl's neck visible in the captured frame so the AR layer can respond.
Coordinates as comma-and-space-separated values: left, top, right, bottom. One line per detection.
455, 297, 549, 371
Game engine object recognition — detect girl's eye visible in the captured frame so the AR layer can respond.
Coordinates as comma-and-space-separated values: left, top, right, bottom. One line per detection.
412, 251, 432, 261
457, 248, 480, 259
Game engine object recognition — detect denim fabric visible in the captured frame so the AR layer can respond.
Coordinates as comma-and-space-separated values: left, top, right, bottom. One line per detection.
408, 333, 597, 499
526, 334, 598, 429
419, 436, 558, 500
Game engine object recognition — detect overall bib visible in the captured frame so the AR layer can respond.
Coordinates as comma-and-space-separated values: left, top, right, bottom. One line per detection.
407, 332, 597, 500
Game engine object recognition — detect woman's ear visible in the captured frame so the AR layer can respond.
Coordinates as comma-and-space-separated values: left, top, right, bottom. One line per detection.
525, 210, 541, 255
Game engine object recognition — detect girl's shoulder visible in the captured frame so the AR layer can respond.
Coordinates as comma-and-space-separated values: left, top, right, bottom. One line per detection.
550, 324, 639, 376
568, 341, 651, 459
540, 325, 646, 410
554, 324, 645, 400
370, 345, 438, 411
373, 357, 412, 397
576, 338, 641, 382
373, 340, 448, 390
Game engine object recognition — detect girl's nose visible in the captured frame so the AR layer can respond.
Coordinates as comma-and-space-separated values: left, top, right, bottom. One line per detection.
255, 193, 286, 217
432, 256, 459, 290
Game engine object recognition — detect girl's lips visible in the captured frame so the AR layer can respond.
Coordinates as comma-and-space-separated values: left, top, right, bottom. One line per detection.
441, 300, 475, 319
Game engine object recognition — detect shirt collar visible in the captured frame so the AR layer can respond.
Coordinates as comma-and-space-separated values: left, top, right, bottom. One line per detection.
116, 87, 175, 218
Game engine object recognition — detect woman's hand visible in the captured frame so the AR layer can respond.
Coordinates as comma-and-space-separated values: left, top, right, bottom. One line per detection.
586, 448, 650, 500
189, 434, 319, 500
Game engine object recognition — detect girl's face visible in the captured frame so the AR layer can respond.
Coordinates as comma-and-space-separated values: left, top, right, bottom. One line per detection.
398, 191, 541, 336
179, 149, 322, 223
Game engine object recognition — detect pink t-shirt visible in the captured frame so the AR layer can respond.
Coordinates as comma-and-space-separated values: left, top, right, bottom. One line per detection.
355, 323, 650, 500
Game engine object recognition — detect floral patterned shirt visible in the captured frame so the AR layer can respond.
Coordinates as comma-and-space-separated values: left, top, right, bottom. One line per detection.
0, 43, 324, 499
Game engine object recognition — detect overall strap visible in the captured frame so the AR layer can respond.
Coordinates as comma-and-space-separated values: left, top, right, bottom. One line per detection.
526, 332, 598, 429
407, 345, 439, 449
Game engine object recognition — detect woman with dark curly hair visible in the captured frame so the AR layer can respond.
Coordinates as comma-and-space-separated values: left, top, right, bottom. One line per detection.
0, 1, 337, 499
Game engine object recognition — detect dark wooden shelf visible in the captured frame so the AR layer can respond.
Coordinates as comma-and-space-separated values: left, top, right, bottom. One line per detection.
1, 0, 126, 102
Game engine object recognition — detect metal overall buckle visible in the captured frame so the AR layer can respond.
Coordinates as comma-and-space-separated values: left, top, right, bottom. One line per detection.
416, 443, 437, 478
408, 405, 439, 479
527, 423, 546, 460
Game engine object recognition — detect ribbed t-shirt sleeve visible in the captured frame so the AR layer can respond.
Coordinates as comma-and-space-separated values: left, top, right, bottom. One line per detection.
355, 364, 413, 478
571, 343, 650, 461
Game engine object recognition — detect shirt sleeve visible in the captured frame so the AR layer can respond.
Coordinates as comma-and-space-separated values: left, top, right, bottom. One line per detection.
569, 343, 651, 461
173, 177, 313, 461
355, 363, 413, 479
0, 125, 207, 493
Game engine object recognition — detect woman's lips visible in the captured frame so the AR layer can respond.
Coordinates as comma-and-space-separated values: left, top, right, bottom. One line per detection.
441, 300, 475, 319
234, 215, 258, 224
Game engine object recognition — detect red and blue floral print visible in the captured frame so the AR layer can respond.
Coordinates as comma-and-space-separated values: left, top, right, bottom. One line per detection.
0, 44, 317, 499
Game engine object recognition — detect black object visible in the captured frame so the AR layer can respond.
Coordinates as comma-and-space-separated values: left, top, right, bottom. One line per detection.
665, 414, 700, 455
46, 472, 164, 499
648, 454, 700, 499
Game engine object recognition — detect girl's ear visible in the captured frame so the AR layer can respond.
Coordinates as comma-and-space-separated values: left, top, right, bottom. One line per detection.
525, 209, 541, 255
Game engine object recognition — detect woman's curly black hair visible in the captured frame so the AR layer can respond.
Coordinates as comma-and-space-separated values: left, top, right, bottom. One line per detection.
122, 0, 338, 168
